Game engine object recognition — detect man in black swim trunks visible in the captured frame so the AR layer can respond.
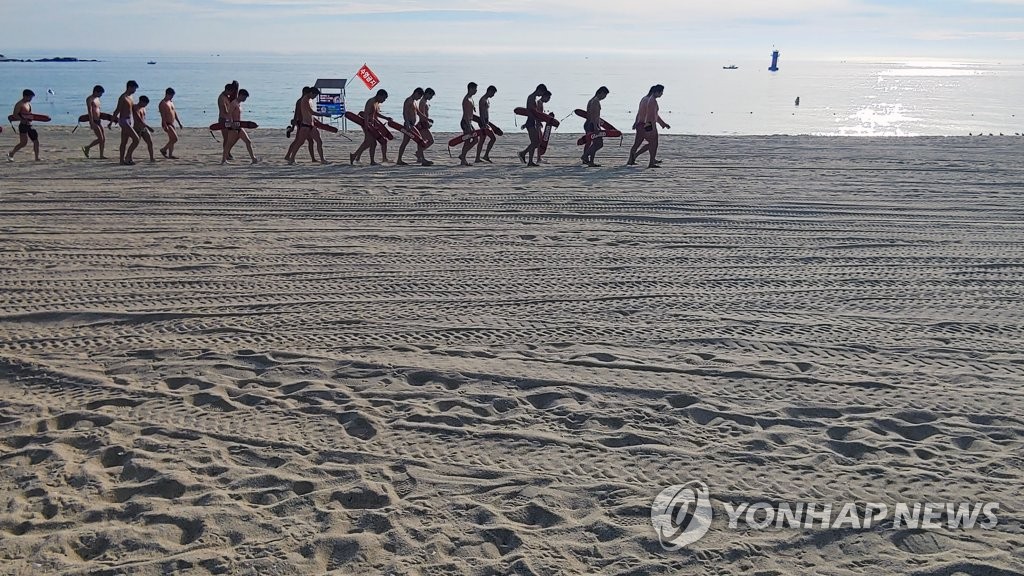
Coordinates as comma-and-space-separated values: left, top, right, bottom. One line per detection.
397, 87, 429, 166
475, 85, 497, 163
285, 87, 315, 164
8, 89, 40, 162
285, 86, 320, 165
583, 86, 609, 167
518, 83, 547, 167
218, 81, 239, 161
458, 82, 478, 166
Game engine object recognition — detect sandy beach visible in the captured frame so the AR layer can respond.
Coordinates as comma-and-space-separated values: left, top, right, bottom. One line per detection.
1, 128, 1022, 575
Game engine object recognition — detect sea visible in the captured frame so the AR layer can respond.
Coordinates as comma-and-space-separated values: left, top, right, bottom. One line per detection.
1, 53, 1022, 136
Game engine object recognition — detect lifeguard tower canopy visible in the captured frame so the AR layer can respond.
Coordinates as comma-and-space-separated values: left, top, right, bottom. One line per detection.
313, 78, 347, 128
314, 78, 347, 91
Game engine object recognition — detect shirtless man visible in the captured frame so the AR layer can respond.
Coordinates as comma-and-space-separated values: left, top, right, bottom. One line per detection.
583, 86, 609, 167
158, 88, 183, 159
397, 87, 429, 166
475, 85, 497, 163
83, 85, 106, 159
285, 87, 317, 164
307, 88, 329, 164
221, 89, 259, 165
518, 84, 547, 167
285, 87, 317, 163
218, 81, 239, 161
627, 87, 652, 165
112, 80, 140, 165
536, 91, 558, 164
133, 95, 157, 162
286, 86, 309, 140
350, 90, 389, 165
628, 84, 670, 168
7, 90, 39, 162
417, 88, 435, 150
455, 82, 479, 166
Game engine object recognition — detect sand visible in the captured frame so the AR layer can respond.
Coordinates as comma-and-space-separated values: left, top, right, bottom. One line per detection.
1, 128, 1022, 575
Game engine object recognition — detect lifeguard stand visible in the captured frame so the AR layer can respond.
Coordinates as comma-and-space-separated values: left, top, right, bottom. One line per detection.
313, 78, 347, 129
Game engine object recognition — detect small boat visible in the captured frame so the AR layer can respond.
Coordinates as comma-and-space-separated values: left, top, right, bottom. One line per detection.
723, 65, 738, 70
147, 61, 157, 65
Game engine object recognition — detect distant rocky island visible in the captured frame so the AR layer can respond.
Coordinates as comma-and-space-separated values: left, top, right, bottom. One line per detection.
0, 56, 100, 63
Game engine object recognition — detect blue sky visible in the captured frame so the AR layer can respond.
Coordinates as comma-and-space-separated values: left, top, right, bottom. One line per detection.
1, 0, 1022, 59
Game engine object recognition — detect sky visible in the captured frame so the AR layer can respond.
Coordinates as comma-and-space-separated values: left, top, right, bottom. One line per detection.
1, 0, 1023, 60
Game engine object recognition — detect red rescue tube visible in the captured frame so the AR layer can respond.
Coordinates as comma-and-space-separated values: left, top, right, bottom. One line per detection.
386, 119, 428, 147
574, 109, 617, 132
447, 129, 488, 148
78, 113, 114, 123
209, 121, 258, 130
576, 129, 623, 146
8, 113, 51, 123
313, 120, 338, 133
473, 115, 503, 136
345, 111, 389, 144
514, 107, 559, 128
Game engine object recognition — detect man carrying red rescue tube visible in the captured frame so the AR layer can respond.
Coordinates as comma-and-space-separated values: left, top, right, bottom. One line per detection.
535, 90, 553, 164
351, 89, 389, 166
475, 85, 497, 164
458, 82, 478, 166
7, 89, 39, 162
518, 83, 547, 167
417, 88, 435, 150
83, 85, 106, 159
306, 87, 329, 164
285, 87, 315, 164
583, 86, 609, 167
397, 87, 431, 166
218, 81, 239, 161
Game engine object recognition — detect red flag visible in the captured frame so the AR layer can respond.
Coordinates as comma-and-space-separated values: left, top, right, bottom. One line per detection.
356, 64, 380, 90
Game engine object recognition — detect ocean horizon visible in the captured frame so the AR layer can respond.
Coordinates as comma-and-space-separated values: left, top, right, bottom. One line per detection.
2, 53, 1022, 136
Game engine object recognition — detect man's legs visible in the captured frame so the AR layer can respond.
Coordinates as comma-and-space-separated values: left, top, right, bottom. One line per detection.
586, 137, 604, 166
397, 135, 411, 165
313, 130, 326, 163
627, 131, 646, 165
239, 130, 258, 163
85, 125, 106, 158
119, 130, 129, 164
520, 126, 539, 166
125, 128, 140, 164
9, 133, 28, 160
140, 131, 155, 161
646, 132, 659, 168
221, 128, 232, 160
482, 133, 496, 162
160, 126, 177, 158
221, 131, 240, 163
459, 133, 475, 166
351, 129, 374, 164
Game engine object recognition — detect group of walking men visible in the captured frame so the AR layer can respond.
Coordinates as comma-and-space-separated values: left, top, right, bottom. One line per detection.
80, 82, 183, 165
6, 83, 183, 164
8, 81, 669, 168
